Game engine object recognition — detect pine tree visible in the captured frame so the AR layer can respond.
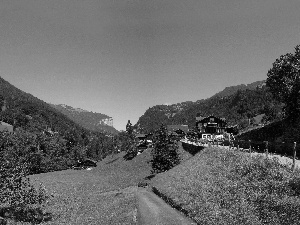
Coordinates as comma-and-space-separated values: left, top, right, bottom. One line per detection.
124, 120, 137, 159
151, 124, 180, 173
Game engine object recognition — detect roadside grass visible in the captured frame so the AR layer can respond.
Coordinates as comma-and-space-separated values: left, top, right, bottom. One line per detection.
176, 142, 194, 162
20, 150, 153, 225
151, 147, 300, 225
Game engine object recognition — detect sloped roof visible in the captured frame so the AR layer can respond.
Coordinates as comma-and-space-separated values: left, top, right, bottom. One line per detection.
197, 115, 227, 124
136, 134, 147, 138
167, 125, 189, 132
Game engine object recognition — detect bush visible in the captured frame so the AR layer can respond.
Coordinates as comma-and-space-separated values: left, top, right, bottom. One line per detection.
0, 131, 49, 223
0, 159, 49, 223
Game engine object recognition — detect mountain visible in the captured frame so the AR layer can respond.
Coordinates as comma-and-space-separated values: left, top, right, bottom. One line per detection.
50, 104, 119, 134
135, 80, 281, 133
0, 76, 87, 136
0, 76, 116, 173
210, 80, 266, 99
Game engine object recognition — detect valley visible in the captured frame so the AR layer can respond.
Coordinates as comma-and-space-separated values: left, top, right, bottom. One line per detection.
1, 2, 299, 224
1, 76, 300, 224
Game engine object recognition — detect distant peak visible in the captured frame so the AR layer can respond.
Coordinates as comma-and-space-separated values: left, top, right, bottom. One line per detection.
58, 104, 68, 108
211, 80, 265, 99
57, 104, 88, 112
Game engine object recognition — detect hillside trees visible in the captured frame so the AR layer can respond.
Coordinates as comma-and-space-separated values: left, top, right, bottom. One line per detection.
0, 131, 49, 223
266, 45, 300, 142
266, 45, 300, 120
150, 124, 180, 173
123, 120, 137, 159
136, 85, 279, 132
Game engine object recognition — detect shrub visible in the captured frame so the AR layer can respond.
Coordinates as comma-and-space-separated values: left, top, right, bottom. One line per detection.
0, 157, 48, 205
0, 131, 49, 223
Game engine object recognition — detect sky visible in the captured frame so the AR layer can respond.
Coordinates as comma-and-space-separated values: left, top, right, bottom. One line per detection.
0, 0, 299, 131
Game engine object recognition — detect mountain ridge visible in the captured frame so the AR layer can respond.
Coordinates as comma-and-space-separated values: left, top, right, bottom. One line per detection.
134, 80, 279, 133
0, 76, 87, 135
50, 103, 119, 134
210, 80, 266, 99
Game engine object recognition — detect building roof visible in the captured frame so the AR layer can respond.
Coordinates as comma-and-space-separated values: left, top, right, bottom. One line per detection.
167, 125, 189, 132
136, 134, 147, 138
84, 158, 97, 164
196, 115, 227, 124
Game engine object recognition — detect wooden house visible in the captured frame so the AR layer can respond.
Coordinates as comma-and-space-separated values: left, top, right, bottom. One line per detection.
167, 125, 189, 133
196, 115, 227, 138
136, 134, 147, 141
74, 158, 97, 169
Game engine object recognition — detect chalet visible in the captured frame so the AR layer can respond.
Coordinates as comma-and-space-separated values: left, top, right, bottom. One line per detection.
167, 125, 189, 133
196, 115, 227, 139
73, 158, 97, 169
0, 121, 13, 133
136, 134, 147, 141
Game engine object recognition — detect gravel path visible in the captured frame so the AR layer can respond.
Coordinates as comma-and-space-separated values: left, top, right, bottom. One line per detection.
136, 188, 196, 225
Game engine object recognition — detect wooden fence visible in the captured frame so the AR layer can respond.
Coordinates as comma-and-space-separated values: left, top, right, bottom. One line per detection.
181, 139, 299, 171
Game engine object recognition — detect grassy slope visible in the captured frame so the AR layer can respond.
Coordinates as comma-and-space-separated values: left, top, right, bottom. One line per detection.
151, 147, 300, 225
27, 150, 153, 225
23, 144, 191, 225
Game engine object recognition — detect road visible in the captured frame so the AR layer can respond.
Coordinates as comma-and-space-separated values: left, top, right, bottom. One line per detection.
136, 188, 197, 225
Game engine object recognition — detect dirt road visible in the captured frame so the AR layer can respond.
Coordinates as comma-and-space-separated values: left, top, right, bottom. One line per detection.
136, 188, 197, 225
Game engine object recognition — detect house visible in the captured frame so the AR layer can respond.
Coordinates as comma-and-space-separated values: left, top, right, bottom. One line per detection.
226, 125, 239, 135
0, 121, 13, 133
136, 134, 147, 142
196, 115, 227, 139
74, 158, 97, 169
167, 125, 189, 133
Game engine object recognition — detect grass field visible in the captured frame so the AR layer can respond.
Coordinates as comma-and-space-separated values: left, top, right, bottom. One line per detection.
151, 146, 300, 225
22, 150, 154, 225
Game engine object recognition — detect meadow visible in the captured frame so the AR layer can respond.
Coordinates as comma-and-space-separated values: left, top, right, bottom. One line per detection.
8, 141, 300, 224
151, 146, 300, 225
3, 142, 192, 224
26, 150, 153, 225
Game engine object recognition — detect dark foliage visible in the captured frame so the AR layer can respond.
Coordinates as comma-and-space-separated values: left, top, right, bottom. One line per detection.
150, 124, 180, 173
0, 76, 115, 165
266, 45, 300, 120
0, 131, 51, 223
123, 120, 138, 160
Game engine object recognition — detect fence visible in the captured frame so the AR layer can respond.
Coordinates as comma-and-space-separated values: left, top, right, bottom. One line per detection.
181, 138, 299, 171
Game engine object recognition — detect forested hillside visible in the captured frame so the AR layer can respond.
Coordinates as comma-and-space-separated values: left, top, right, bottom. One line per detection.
50, 104, 119, 134
0, 77, 86, 136
0, 76, 115, 173
210, 80, 265, 99
135, 81, 282, 133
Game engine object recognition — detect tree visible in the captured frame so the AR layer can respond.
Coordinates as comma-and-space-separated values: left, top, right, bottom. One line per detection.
266, 45, 300, 120
123, 120, 137, 160
0, 131, 49, 223
126, 120, 134, 137
150, 124, 180, 173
